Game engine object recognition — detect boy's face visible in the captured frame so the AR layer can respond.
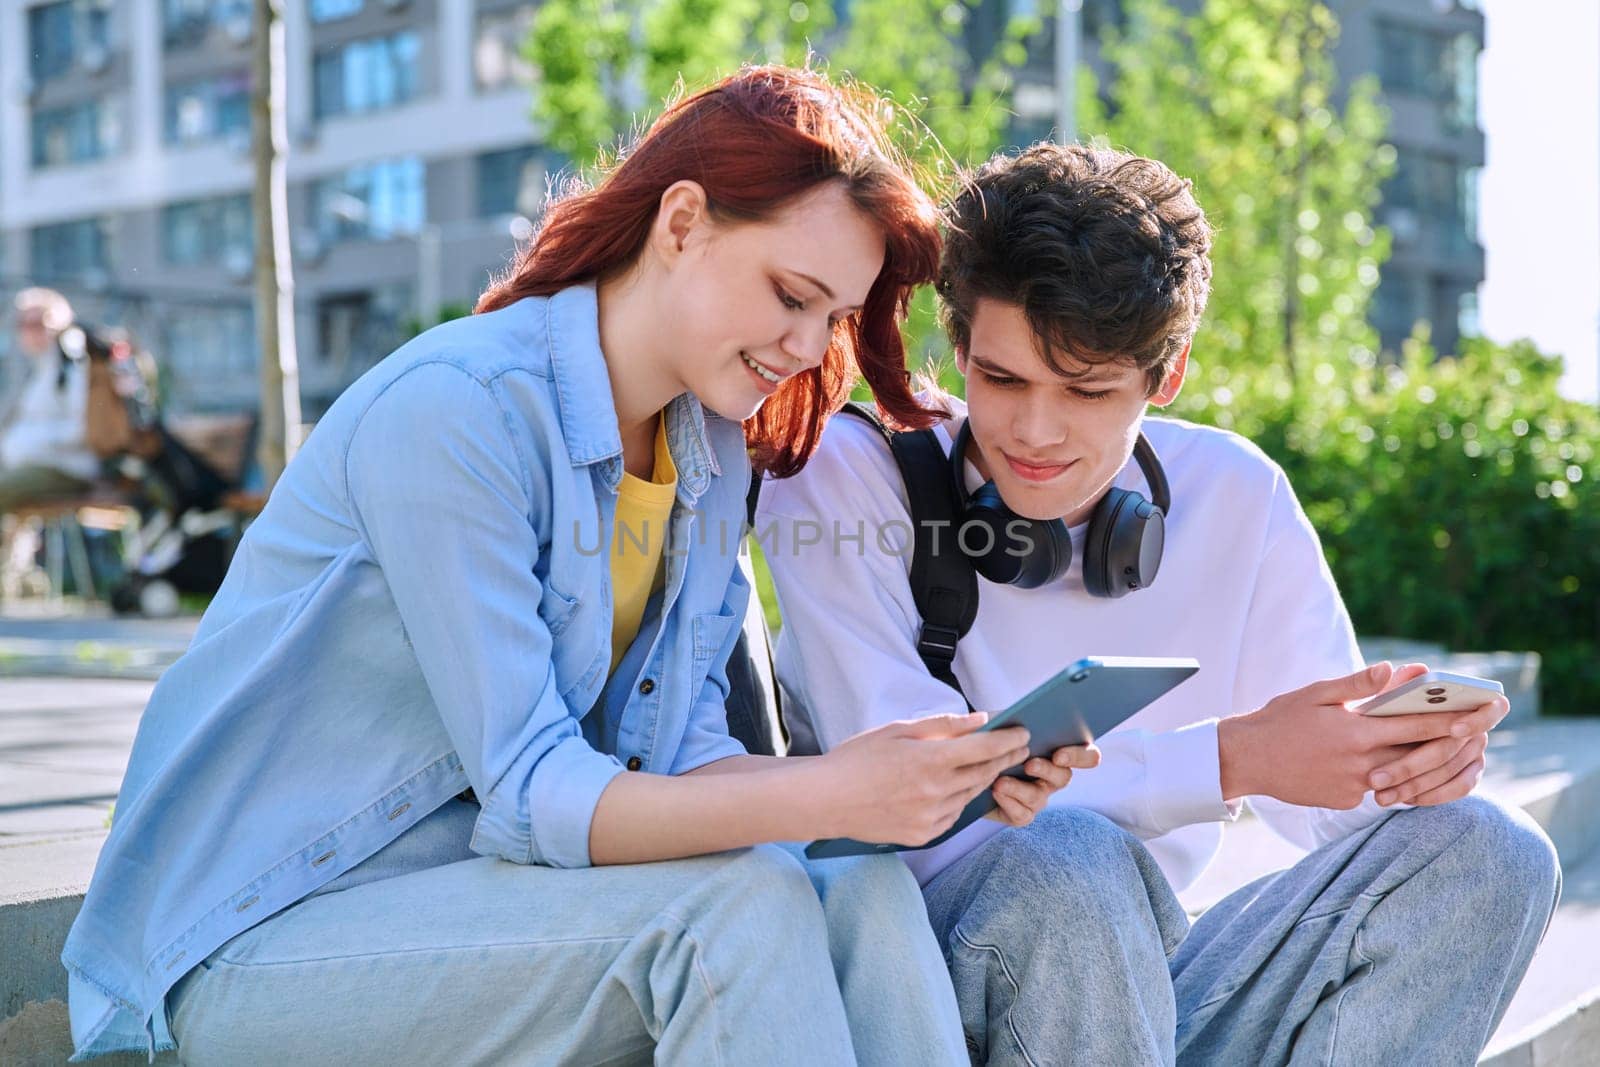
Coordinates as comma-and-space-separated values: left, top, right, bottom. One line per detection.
956, 297, 1186, 525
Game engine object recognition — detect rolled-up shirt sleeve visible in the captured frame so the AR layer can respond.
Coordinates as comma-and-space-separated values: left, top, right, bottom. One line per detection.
345, 361, 624, 868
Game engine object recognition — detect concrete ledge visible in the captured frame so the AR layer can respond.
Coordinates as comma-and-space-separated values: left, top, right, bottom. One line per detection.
1, 832, 179, 1064
1484, 989, 1600, 1067
0, 999, 173, 1067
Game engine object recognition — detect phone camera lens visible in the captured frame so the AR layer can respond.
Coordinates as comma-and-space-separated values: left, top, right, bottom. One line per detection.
1427, 695, 1447, 704
1426, 686, 1446, 696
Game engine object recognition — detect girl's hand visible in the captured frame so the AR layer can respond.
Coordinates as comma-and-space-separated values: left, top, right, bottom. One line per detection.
814, 713, 1030, 847
985, 743, 1101, 827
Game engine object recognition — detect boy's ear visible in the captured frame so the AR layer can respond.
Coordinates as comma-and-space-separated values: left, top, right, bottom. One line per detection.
1150, 341, 1191, 407
954, 346, 969, 376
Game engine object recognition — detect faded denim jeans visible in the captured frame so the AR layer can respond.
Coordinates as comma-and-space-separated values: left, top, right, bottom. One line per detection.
923, 796, 1559, 1066
169, 799, 968, 1066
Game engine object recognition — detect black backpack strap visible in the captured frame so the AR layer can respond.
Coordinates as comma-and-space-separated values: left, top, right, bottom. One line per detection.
837, 403, 978, 702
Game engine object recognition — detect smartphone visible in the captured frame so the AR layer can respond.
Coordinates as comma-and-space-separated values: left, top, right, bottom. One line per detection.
1355, 671, 1505, 717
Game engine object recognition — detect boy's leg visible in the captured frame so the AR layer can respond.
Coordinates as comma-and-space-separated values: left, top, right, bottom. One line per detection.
920, 806, 1191, 1067
1172, 795, 1559, 1066
169, 840, 862, 1066
797, 848, 970, 1066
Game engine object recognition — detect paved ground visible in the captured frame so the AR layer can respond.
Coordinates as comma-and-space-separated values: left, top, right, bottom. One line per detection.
0, 678, 151, 838
0, 610, 197, 683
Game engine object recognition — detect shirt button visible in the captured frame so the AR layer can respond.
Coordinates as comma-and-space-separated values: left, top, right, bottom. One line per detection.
638, 678, 655, 695
626, 756, 642, 771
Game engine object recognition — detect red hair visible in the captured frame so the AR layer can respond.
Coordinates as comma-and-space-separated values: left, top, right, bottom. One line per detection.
475, 65, 945, 477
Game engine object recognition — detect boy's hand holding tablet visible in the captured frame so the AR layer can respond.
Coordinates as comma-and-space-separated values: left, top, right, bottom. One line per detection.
808, 657, 1200, 859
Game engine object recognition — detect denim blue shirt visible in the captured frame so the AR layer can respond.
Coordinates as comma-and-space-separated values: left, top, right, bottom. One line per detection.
62, 284, 752, 1058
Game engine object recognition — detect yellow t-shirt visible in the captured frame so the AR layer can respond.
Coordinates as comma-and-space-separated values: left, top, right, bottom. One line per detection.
609, 418, 678, 673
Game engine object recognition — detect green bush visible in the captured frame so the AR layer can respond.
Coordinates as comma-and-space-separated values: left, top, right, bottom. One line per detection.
1181, 336, 1599, 715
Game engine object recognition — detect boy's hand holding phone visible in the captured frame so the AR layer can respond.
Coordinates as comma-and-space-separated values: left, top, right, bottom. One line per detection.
1218, 661, 1510, 811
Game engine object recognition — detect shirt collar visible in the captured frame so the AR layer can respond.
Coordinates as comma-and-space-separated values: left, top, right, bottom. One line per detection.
544, 284, 721, 498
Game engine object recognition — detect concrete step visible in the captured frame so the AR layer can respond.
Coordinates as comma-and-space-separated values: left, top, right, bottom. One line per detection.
1176, 719, 1600, 1067
1482, 846, 1600, 1065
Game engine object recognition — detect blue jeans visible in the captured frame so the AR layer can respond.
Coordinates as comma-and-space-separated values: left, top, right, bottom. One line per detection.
922, 797, 1560, 1066
168, 799, 967, 1065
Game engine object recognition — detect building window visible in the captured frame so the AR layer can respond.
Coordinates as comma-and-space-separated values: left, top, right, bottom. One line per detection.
162, 194, 254, 267
1384, 148, 1478, 255
30, 218, 109, 281
162, 0, 251, 50
1373, 273, 1418, 350
28, 0, 112, 85
164, 303, 257, 385
1458, 289, 1480, 340
1377, 20, 1480, 134
313, 32, 421, 119
165, 73, 252, 145
1444, 32, 1480, 133
476, 145, 550, 218
474, 5, 537, 91
31, 98, 121, 168
312, 157, 426, 242
311, 0, 365, 22
1377, 22, 1442, 99
316, 284, 412, 375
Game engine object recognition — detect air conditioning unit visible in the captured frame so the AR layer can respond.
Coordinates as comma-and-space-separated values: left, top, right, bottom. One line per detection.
80, 45, 111, 75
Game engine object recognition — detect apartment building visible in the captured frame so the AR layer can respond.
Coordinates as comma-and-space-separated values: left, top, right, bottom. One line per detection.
0, 0, 1485, 417
0, 0, 550, 414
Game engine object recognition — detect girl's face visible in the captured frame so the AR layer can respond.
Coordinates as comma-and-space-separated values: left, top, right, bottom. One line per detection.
660, 181, 887, 422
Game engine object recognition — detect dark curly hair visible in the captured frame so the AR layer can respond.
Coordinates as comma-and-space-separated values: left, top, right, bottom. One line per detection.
937, 143, 1212, 394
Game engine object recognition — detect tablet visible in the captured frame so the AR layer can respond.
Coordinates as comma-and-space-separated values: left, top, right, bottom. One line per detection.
805, 656, 1200, 860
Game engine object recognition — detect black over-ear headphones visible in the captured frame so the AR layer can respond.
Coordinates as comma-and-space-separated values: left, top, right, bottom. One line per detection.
949, 419, 1172, 598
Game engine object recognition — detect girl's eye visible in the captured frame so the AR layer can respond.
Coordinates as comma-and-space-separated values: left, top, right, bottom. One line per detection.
775, 285, 805, 311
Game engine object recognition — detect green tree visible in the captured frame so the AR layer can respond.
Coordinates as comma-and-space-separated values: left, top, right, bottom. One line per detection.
527, 0, 831, 173
1082, 0, 1393, 423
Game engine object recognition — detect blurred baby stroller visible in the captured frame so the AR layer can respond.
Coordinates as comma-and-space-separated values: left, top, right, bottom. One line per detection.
75, 324, 247, 617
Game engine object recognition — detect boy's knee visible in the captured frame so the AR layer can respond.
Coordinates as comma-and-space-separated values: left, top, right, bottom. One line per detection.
980, 807, 1151, 911
1410, 796, 1560, 911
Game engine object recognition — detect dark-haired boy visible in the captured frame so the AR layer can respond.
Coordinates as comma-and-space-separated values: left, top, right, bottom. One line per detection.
758, 144, 1558, 1064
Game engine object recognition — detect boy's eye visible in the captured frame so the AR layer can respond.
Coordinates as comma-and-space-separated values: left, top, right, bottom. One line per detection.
981, 371, 1021, 388
1072, 388, 1112, 401
775, 285, 805, 311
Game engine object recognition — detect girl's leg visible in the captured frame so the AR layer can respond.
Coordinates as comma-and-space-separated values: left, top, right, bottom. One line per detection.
796, 849, 970, 1067
170, 839, 858, 1066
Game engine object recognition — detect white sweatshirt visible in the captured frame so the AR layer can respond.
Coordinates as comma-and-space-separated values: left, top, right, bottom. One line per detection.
758, 398, 1390, 890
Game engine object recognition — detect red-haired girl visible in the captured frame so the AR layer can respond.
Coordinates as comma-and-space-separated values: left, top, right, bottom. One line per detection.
64, 66, 1029, 1064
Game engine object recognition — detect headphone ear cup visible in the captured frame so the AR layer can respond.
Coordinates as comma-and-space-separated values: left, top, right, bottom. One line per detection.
960, 485, 1072, 589
1083, 489, 1165, 598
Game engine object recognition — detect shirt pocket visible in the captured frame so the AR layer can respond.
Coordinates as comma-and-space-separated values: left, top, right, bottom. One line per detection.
539, 580, 582, 636
691, 609, 740, 678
